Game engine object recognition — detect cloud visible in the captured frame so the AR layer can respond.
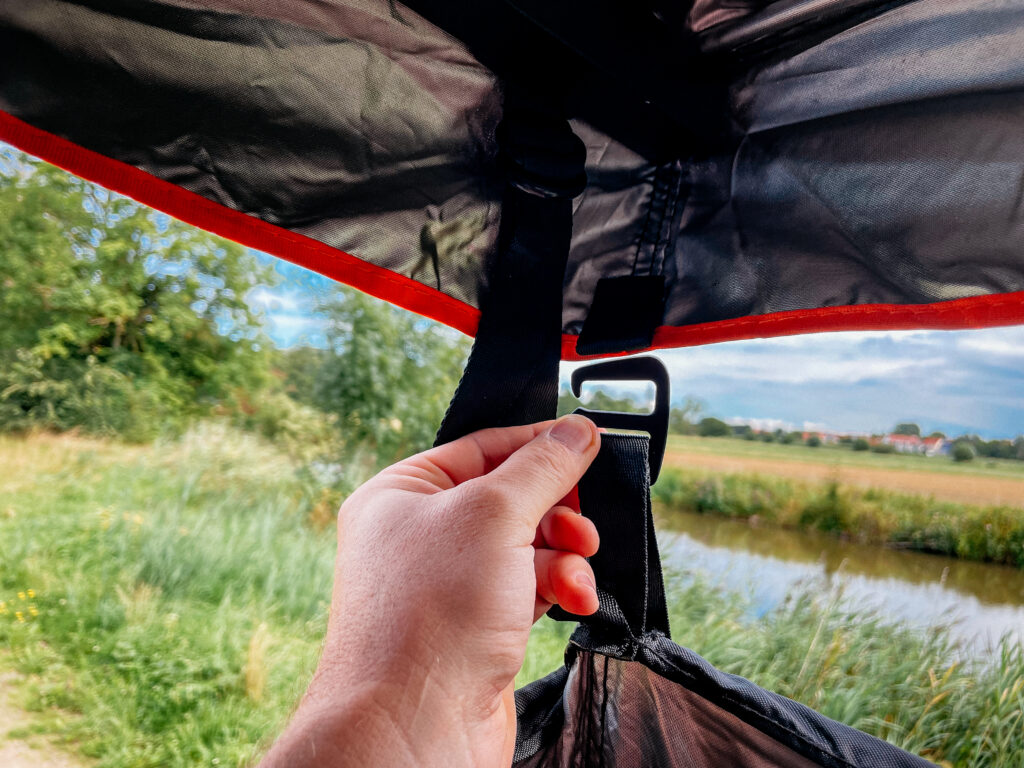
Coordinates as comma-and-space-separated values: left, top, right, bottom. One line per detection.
563, 326, 1024, 438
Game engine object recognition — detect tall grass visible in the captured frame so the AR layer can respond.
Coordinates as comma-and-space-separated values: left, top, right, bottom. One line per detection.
653, 467, 1024, 567
2, 429, 1022, 766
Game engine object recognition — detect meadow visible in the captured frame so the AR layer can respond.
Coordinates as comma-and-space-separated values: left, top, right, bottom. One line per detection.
2, 428, 1023, 767
666, 435, 1024, 481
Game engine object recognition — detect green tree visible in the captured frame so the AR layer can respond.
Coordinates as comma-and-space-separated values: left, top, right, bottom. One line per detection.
0, 154, 273, 439
852, 438, 870, 451
585, 390, 646, 413
668, 396, 705, 435
310, 289, 470, 462
952, 443, 975, 463
894, 423, 921, 436
697, 417, 731, 437
805, 435, 822, 448
556, 387, 582, 417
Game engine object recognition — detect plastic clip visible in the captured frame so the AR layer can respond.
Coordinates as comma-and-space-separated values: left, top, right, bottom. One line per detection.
571, 356, 670, 483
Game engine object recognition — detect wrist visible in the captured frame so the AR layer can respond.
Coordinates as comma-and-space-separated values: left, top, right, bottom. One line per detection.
270, 662, 486, 768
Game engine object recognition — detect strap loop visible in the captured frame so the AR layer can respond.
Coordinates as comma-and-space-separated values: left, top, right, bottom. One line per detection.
551, 433, 671, 650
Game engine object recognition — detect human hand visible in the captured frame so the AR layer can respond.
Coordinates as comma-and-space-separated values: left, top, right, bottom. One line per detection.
260, 416, 601, 768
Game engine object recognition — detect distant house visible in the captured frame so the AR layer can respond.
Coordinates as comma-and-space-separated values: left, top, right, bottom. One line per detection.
883, 433, 924, 453
921, 436, 949, 457
881, 434, 947, 456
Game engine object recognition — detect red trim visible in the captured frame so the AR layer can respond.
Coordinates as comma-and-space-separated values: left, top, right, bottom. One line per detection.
562, 291, 1024, 360
0, 110, 481, 339
3, 110, 1023, 362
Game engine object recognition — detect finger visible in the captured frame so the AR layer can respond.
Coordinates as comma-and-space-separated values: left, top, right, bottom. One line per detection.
557, 485, 580, 514
534, 549, 599, 616
531, 526, 548, 549
533, 596, 552, 623
539, 506, 599, 557
469, 415, 600, 529
407, 422, 556, 490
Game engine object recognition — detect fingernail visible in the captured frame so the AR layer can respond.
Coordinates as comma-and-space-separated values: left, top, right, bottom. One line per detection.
549, 415, 594, 453
575, 571, 596, 593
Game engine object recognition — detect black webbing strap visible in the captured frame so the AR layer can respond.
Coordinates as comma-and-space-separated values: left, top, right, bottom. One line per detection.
434, 104, 586, 444
551, 433, 671, 651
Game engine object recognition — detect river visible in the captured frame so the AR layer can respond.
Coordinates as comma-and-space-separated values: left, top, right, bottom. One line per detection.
657, 511, 1024, 656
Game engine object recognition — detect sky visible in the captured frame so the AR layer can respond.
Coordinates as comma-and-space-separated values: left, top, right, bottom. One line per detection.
252, 258, 1024, 441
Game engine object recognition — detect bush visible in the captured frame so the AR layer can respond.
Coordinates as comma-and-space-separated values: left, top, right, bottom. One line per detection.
852, 438, 870, 451
953, 443, 975, 462
805, 435, 821, 448
697, 417, 731, 437
871, 443, 895, 454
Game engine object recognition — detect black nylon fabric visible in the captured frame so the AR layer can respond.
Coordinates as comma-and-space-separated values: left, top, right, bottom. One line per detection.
434, 101, 585, 443
3, 0, 1023, 352
515, 435, 935, 768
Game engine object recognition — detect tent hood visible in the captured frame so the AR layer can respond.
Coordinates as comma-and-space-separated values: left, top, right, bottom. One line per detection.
3, 0, 1023, 357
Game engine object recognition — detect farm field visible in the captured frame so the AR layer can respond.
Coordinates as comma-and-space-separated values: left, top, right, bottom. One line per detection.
664, 436, 1024, 508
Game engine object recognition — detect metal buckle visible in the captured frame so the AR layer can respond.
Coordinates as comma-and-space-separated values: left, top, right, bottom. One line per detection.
570, 356, 670, 483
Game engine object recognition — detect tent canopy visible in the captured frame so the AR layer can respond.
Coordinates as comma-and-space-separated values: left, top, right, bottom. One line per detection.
3, 0, 1022, 357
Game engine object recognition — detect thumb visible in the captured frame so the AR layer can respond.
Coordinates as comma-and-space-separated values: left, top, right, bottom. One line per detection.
466, 415, 600, 529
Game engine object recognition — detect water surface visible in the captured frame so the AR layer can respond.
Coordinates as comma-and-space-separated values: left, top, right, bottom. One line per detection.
658, 511, 1024, 655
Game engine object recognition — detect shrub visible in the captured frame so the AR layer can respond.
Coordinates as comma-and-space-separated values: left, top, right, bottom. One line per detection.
806, 435, 822, 448
852, 438, 870, 451
953, 443, 975, 463
697, 417, 731, 437
871, 443, 895, 454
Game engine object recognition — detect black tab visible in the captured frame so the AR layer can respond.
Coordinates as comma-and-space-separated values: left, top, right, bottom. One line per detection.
576, 275, 666, 356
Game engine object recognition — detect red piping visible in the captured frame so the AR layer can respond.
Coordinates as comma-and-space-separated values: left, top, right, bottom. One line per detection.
3, 110, 1023, 362
562, 291, 1024, 360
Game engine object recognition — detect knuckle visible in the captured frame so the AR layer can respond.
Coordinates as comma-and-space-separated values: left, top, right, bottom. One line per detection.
465, 481, 514, 513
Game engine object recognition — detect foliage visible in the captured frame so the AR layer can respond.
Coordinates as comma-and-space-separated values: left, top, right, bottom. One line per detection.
653, 467, 1024, 567
894, 423, 921, 436
668, 397, 705, 435
957, 435, 1024, 461
953, 443, 975, 463
697, 416, 731, 437
872, 443, 896, 454
805, 434, 822, 448
0, 153, 274, 439
852, 438, 870, 451
297, 290, 469, 463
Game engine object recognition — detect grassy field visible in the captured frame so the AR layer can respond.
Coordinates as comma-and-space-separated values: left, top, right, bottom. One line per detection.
667, 436, 1024, 480
2, 428, 1023, 767
664, 436, 1024, 511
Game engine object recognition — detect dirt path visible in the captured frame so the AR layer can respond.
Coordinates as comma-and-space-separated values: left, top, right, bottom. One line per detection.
664, 451, 1024, 508
0, 675, 88, 768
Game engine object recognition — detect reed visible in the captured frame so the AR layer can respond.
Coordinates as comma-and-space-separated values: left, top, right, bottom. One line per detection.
653, 467, 1024, 567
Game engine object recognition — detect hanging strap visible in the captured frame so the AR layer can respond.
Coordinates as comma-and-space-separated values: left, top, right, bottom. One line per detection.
550, 433, 671, 651
434, 103, 586, 445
